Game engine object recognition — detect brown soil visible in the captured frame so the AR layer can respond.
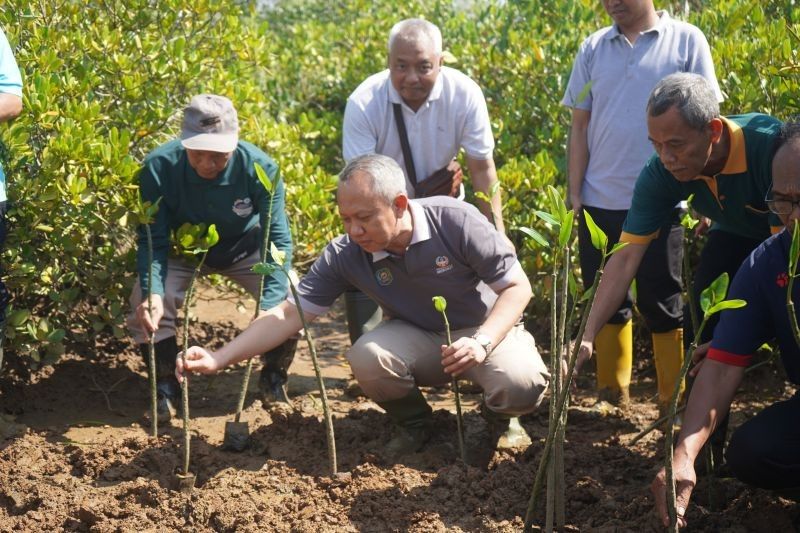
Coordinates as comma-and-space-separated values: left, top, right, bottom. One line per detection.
0, 283, 797, 532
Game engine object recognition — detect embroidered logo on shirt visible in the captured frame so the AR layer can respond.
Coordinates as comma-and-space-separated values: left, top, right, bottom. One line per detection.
232, 198, 253, 217
375, 267, 393, 286
777, 272, 789, 288
435, 255, 453, 274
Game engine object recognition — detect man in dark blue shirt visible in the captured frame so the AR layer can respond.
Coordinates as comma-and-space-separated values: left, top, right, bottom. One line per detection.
651, 122, 800, 528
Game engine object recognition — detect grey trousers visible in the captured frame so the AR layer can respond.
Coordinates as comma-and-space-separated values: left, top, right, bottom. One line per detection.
127, 251, 264, 344
347, 319, 550, 416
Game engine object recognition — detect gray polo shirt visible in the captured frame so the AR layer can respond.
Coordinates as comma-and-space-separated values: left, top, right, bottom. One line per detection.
292, 197, 522, 331
562, 11, 722, 210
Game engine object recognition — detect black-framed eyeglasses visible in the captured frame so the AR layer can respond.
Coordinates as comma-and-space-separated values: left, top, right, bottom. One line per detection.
765, 189, 800, 215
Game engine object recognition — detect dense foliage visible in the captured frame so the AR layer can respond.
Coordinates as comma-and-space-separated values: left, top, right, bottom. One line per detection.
0, 0, 797, 367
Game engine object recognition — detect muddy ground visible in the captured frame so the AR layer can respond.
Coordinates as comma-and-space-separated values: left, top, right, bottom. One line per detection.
0, 283, 797, 532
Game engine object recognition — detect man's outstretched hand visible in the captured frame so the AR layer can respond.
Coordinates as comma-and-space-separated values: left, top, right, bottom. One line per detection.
175, 346, 221, 382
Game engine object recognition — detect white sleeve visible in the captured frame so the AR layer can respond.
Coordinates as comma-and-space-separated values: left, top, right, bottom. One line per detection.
343, 97, 378, 162
460, 79, 494, 160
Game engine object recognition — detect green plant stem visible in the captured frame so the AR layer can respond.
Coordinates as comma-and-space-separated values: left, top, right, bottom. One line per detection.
179, 252, 206, 475
287, 280, 337, 475
683, 235, 699, 335
234, 180, 278, 422
555, 246, 570, 530
524, 257, 606, 531
545, 255, 558, 532
664, 318, 707, 532
440, 310, 466, 464
145, 223, 158, 438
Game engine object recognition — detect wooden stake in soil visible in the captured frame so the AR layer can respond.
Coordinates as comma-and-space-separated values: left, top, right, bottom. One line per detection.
432, 296, 466, 464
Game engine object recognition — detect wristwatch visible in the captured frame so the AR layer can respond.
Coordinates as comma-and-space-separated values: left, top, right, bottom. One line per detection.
471, 331, 494, 357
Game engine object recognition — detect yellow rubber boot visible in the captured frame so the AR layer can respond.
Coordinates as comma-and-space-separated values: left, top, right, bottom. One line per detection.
652, 329, 685, 414
594, 321, 633, 409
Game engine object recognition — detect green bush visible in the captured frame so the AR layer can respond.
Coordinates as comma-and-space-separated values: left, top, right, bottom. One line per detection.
0, 0, 797, 368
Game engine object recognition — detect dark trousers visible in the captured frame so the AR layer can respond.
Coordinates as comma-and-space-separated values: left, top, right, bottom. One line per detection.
685, 229, 763, 345
726, 392, 800, 500
578, 205, 683, 333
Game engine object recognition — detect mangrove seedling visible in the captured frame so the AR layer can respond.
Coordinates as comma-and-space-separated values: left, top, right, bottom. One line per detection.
521, 206, 627, 532
134, 197, 161, 438
518, 184, 578, 531
432, 295, 466, 463
662, 272, 745, 531
253, 243, 338, 475
174, 221, 219, 491
224, 163, 281, 452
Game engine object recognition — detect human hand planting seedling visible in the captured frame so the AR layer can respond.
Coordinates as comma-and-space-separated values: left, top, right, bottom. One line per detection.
433, 295, 466, 463
174, 221, 219, 492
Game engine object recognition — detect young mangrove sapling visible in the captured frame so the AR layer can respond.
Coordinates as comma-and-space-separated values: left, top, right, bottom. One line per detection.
432, 295, 466, 463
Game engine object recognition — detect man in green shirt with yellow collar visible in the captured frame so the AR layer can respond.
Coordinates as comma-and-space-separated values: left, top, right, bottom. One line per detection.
575, 73, 782, 428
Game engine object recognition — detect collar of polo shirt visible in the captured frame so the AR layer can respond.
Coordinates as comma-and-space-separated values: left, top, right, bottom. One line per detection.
371, 200, 431, 262
604, 9, 669, 41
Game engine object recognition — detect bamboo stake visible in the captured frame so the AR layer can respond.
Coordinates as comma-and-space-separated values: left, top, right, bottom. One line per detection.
145, 222, 158, 437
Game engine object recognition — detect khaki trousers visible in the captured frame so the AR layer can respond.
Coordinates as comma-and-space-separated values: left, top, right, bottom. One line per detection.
348, 319, 550, 416
127, 251, 264, 344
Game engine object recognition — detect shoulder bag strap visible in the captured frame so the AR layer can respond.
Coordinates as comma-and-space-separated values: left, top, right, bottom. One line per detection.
392, 103, 418, 188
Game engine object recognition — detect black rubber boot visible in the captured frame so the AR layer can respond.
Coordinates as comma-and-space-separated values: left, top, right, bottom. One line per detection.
344, 290, 382, 345
138, 337, 181, 423
259, 336, 299, 405
376, 388, 433, 459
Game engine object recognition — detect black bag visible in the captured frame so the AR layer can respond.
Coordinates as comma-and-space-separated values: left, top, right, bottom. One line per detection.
393, 103, 463, 198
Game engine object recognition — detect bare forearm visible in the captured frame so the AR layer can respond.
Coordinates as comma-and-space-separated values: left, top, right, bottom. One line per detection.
0, 94, 21, 123
468, 157, 505, 233
567, 109, 590, 207
674, 360, 744, 462
583, 244, 646, 340
479, 276, 532, 346
214, 300, 309, 367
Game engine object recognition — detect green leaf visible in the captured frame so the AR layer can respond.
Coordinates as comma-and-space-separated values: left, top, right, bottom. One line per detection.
706, 299, 747, 317
432, 295, 447, 313
252, 262, 278, 276
609, 242, 628, 255
791, 223, 800, 274
7, 309, 30, 327
546, 185, 568, 223
254, 162, 273, 193
270, 242, 286, 266
533, 210, 560, 227
709, 272, 730, 306
558, 210, 574, 248
204, 224, 219, 248
517, 226, 549, 249
583, 209, 607, 253
579, 285, 595, 303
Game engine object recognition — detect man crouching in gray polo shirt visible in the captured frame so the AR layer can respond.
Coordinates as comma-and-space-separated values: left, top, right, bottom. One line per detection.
179, 154, 549, 459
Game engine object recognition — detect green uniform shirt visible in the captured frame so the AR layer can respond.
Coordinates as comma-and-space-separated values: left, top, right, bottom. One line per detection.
137, 139, 292, 309
621, 113, 783, 244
